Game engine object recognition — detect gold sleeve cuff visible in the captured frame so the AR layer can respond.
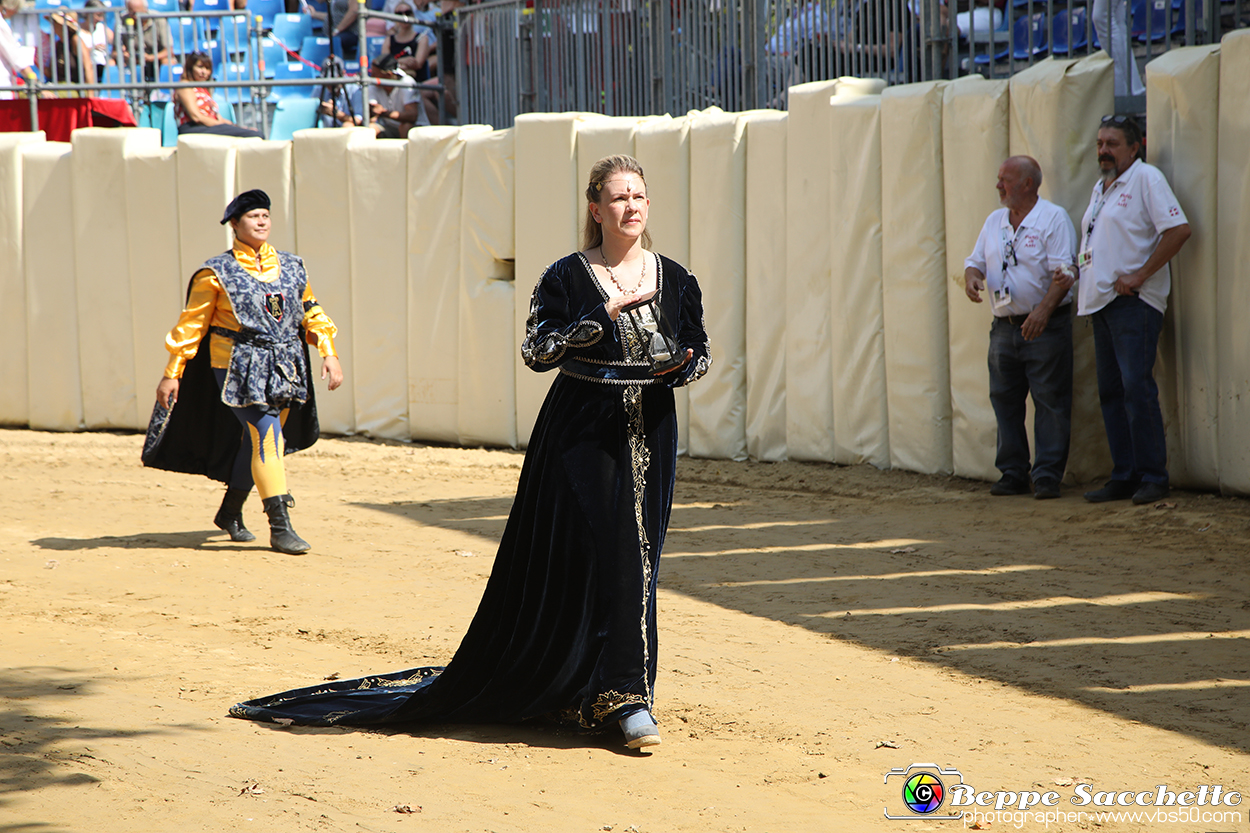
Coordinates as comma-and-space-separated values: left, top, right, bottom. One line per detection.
302, 283, 339, 359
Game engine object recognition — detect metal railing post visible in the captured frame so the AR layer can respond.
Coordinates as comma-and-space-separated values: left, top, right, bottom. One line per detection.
357, 0, 369, 127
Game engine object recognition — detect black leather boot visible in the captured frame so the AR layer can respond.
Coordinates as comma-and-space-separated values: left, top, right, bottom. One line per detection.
214, 487, 256, 542
261, 494, 311, 554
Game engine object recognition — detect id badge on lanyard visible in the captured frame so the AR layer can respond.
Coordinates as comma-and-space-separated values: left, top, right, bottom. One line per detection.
993, 225, 1018, 312
1081, 185, 1114, 270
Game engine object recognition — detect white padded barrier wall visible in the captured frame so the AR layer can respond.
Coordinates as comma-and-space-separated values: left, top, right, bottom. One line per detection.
293, 127, 375, 435
881, 80, 952, 475
407, 126, 486, 444
1009, 55, 1113, 484
236, 140, 295, 251
785, 80, 841, 461
942, 77, 1009, 482
1147, 45, 1220, 490
513, 114, 582, 447
1217, 30, 1250, 495
744, 110, 788, 462
634, 114, 691, 455
125, 141, 182, 423
72, 129, 158, 430
23, 143, 83, 431
688, 108, 748, 460
348, 140, 410, 439
458, 127, 516, 448
829, 85, 889, 468
175, 135, 238, 279
0, 133, 44, 427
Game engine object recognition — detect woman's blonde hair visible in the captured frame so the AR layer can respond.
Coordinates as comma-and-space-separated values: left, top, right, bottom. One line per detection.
581, 154, 652, 252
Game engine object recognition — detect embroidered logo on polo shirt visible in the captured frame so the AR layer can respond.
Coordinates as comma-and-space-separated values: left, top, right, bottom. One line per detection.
1169, 206, 1180, 217
1116, 192, 1133, 208
264, 294, 285, 322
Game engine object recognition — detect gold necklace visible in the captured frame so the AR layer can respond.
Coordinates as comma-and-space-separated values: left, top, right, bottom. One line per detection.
601, 246, 645, 296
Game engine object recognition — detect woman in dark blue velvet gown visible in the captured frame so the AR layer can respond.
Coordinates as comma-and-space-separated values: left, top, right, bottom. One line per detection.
230, 155, 710, 750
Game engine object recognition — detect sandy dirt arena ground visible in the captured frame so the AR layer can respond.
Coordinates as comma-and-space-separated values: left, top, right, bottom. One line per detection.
2, 427, 1250, 833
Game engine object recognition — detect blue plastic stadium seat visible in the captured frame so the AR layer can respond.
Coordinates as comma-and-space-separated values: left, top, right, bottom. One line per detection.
158, 61, 184, 92
257, 36, 286, 76
207, 15, 250, 63
100, 63, 128, 98
247, 0, 285, 30
148, 0, 177, 13
160, 100, 178, 146
299, 34, 333, 67
1134, 0, 1189, 40
366, 35, 386, 62
270, 60, 317, 99
970, 12, 1040, 62
270, 13, 314, 50
192, 0, 229, 32
1050, 7, 1089, 53
170, 17, 202, 55
267, 96, 321, 140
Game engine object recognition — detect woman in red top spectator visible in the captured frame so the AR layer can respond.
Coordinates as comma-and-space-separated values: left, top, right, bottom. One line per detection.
173, 51, 263, 138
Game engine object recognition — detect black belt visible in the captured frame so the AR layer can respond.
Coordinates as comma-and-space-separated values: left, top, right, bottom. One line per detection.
211, 326, 298, 348
560, 358, 661, 386
998, 304, 1070, 328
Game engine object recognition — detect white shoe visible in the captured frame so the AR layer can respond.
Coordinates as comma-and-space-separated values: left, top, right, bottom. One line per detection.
620, 711, 661, 750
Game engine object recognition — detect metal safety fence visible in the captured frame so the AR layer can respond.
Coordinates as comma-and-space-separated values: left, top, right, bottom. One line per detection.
455, 0, 1246, 126
0, 4, 446, 137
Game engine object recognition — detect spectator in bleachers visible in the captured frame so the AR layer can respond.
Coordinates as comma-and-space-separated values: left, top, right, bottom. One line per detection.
382, 0, 436, 41
833, 0, 920, 78
763, 0, 826, 91
964, 156, 1077, 500
174, 51, 263, 137
381, 1, 431, 81
0, 0, 39, 99
46, 12, 96, 88
82, 0, 114, 82
318, 57, 429, 135
435, 0, 460, 120
1092, 0, 1145, 101
122, 0, 172, 82
952, 0, 1001, 38
305, 0, 359, 57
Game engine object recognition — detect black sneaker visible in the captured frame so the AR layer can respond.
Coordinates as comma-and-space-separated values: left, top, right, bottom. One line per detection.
990, 475, 1030, 496
1033, 477, 1061, 500
1131, 481, 1170, 505
1083, 479, 1138, 503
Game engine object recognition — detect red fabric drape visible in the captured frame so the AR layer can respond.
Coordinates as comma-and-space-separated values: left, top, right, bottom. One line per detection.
0, 98, 137, 142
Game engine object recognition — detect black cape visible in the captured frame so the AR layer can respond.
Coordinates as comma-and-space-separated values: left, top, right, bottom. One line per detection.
141, 270, 320, 483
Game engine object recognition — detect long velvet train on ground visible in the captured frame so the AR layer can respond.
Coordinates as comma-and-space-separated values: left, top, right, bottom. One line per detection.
230, 252, 710, 729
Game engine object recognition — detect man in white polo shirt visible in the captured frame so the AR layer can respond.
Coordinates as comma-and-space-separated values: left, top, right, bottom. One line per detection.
965, 156, 1077, 500
1061, 114, 1190, 505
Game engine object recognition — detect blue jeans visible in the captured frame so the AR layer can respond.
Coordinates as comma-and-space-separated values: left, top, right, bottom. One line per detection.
988, 309, 1073, 483
1090, 295, 1168, 485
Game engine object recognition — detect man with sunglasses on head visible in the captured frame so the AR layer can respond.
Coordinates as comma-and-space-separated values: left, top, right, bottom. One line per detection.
1056, 114, 1190, 505
965, 156, 1078, 500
